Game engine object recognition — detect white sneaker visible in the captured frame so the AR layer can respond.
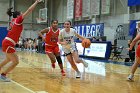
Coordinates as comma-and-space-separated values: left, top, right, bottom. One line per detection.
76, 71, 81, 78
82, 60, 88, 68
0, 75, 11, 82
127, 74, 134, 81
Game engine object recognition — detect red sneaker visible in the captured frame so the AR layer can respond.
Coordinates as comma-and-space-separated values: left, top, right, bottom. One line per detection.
61, 70, 66, 76
51, 63, 55, 68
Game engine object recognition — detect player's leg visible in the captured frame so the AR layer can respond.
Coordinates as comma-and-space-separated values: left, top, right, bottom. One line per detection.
66, 53, 81, 78
54, 46, 65, 76
0, 40, 18, 81
127, 57, 140, 81
54, 46, 64, 69
47, 53, 56, 68
45, 45, 56, 68
127, 45, 140, 81
3, 53, 19, 74
0, 56, 11, 70
55, 55, 66, 76
72, 51, 88, 68
0, 56, 11, 81
0, 53, 19, 82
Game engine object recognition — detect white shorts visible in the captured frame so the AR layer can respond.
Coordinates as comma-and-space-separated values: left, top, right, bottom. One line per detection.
62, 43, 77, 54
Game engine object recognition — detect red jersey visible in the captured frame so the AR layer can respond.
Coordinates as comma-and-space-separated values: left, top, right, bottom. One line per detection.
45, 27, 59, 46
7, 15, 23, 43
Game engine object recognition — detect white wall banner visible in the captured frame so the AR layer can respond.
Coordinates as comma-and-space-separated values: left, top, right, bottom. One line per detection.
101, 0, 110, 14
67, 0, 74, 19
90, 0, 110, 15
82, 0, 91, 17
90, 0, 100, 15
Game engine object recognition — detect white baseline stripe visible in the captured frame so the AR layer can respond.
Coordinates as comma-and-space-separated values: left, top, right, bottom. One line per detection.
36, 91, 48, 93
11, 80, 36, 93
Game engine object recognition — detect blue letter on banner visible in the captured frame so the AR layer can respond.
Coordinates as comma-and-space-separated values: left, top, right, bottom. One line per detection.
74, 23, 104, 38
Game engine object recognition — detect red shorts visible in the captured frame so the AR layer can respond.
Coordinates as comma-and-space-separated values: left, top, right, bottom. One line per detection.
2, 39, 16, 53
136, 45, 140, 58
45, 45, 60, 54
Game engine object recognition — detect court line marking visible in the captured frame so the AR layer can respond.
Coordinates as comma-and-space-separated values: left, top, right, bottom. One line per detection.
11, 80, 36, 93
36, 91, 48, 93
11, 80, 49, 93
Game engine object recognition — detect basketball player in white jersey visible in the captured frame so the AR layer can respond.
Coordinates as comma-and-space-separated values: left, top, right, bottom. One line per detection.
58, 20, 88, 78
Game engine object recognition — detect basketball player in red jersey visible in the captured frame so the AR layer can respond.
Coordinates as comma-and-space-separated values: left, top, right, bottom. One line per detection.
127, 21, 140, 81
38, 20, 65, 76
0, 0, 41, 82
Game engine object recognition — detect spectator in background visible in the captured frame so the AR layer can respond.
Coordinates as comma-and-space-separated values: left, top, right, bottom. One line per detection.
33, 38, 38, 52
92, 37, 97, 41
128, 40, 135, 62
37, 36, 43, 53
28, 38, 33, 51
99, 37, 103, 41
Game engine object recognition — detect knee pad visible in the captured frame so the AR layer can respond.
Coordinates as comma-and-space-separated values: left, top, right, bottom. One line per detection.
56, 56, 62, 64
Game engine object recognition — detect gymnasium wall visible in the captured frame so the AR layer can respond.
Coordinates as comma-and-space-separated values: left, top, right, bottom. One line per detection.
0, 0, 138, 42
0, 0, 9, 22
53, 0, 67, 23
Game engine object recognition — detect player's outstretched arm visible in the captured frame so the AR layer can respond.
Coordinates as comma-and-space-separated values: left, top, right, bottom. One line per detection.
22, 0, 42, 18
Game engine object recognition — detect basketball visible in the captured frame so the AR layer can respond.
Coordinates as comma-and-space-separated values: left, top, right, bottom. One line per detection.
82, 39, 91, 48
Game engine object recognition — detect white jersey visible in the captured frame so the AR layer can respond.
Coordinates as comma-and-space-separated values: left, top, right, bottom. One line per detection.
59, 28, 77, 54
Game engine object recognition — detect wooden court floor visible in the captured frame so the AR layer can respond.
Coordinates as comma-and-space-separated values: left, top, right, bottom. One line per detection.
0, 50, 140, 93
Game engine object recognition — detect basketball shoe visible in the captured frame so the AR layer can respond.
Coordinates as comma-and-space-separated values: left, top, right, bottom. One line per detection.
0, 75, 10, 82
127, 74, 134, 81
76, 71, 81, 78
51, 63, 55, 69
61, 70, 66, 76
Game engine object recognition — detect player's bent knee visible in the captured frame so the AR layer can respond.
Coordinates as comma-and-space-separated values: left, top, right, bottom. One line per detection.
11, 58, 19, 65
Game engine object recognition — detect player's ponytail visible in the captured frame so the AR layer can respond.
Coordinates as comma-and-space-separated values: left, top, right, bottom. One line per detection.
7, 7, 21, 18
7, 7, 13, 17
